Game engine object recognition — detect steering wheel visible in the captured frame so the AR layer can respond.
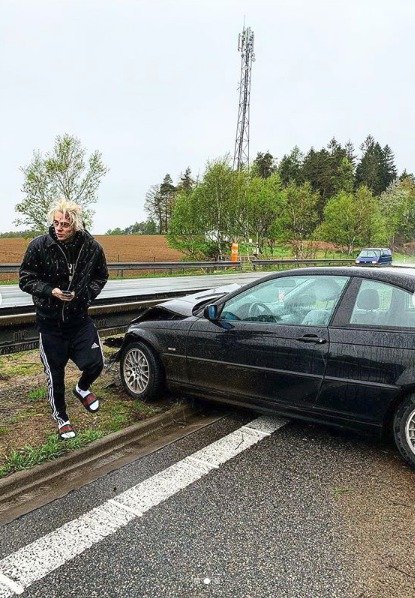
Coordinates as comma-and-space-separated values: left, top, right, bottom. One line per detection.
247, 302, 273, 319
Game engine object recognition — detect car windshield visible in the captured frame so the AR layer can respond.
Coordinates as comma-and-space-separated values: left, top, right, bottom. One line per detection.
359, 249, 380, 258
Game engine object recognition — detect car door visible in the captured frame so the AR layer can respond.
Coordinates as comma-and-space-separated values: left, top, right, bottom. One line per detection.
316, 277, 415, 429
186, 274, 349, 411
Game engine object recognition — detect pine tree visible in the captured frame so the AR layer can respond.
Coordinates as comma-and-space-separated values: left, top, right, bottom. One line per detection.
380, 145, 397, 190
251, 151, 277, 178
278, 147, 304, 186
355, 135, 395, 196
176, 167, 195, 193
159, 174, 176, 233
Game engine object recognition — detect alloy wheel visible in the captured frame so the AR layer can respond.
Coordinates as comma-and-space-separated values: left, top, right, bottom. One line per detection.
405, 407, 415, 455
123, 347, 150, 394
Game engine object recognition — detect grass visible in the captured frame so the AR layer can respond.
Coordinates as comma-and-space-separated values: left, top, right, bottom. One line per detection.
0, 342, 167, 480
0, 394, 165, 479
134, 400, 160, 418
27, 387, 47, 402
0, 355, 41, 380
0, 429, 104, 478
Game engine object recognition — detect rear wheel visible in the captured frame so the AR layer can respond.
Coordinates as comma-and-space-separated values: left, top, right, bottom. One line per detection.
393, 395, 415, 468
120, 341, 164, 401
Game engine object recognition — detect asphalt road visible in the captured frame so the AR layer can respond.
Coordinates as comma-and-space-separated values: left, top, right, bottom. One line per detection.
1, 409, 414, 597
0, 273, 267, 310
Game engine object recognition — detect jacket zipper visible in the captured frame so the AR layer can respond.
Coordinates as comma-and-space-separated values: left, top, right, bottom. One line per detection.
55, 241, 86, 322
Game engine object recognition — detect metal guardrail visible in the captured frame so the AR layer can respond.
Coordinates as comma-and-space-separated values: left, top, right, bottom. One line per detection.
0, 258, 356, 355
0, 258, 355, 275
0, 261, 241, 274
0, 293, 193, 356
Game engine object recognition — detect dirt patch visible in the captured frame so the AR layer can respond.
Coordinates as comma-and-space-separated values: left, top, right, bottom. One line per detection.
0, 342, 170, 475
335, 453, 415, 596
0, 235, 184, 264
0, 235, 185, 282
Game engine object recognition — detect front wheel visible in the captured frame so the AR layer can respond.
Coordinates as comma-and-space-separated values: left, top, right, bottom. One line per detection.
120, 341, 164, 401
393, 395, 415, 468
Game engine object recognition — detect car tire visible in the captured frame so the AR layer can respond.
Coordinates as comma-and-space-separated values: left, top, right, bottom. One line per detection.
393, 395, 415, 468
120, 341, 164, 401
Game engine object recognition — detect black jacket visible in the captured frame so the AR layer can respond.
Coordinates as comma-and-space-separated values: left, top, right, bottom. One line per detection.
19, 227, 109, 325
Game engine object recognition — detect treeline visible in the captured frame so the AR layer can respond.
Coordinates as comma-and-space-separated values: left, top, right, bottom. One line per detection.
106, 220, 157, 235
142, 135, 415, 258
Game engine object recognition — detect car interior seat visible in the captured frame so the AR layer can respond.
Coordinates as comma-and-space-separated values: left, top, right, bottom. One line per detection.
301, 279, 341, 325
351, 288, 380, 325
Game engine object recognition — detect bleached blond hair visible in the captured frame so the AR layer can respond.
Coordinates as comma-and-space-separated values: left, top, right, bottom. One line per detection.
47, 199, 84, 231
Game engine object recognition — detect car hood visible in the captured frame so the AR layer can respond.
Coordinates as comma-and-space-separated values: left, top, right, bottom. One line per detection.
130, 282, 241, 323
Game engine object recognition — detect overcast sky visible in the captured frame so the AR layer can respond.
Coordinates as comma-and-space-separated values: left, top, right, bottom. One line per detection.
1, 0, 415, 234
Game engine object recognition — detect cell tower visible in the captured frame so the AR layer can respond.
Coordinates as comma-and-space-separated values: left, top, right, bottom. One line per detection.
233, 26, 255, 170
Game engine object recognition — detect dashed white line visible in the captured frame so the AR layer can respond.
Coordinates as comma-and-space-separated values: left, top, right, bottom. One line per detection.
0, 574, 24, 596
0, 415, 288, 597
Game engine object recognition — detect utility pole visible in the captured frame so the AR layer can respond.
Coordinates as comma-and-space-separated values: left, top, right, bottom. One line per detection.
233, 26, 255, 171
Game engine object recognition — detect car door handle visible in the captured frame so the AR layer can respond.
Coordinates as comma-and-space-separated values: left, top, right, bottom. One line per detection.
297, 334, 327, 344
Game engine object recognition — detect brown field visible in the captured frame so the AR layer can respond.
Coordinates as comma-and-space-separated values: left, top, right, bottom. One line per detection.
0, 235, 184, 264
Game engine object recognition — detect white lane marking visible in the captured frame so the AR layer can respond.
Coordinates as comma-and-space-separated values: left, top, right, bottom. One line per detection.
0, 574, 24, 596
108, 499, 143, 518
0, 415, 288, 596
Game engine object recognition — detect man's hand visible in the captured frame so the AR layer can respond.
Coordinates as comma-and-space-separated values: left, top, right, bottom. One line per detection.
52, 288, 75, 302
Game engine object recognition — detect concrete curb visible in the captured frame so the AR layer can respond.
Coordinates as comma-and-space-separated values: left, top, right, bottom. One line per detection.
0, 401, 197, 511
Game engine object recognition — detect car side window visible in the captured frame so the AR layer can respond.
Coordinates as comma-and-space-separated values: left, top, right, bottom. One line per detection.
349, 280, 415, 328
220, 275, 349, 325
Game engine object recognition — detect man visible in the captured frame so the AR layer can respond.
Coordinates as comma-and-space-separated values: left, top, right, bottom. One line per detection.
19, 199, 109, 440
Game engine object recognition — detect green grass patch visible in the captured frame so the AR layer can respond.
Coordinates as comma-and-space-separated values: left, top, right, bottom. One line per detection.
4, 409, 35, 425
26, 387, 47, 403
0, 429, 104, 478
106, 413, 129, 432
0, 354, 41, 379
134, 400, 160, 418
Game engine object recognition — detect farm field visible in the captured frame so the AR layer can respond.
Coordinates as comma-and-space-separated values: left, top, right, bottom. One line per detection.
0, 235, 184, 264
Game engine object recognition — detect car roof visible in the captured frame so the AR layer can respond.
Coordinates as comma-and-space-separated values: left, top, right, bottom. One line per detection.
358, 247, 390, 251
258, 266, 415, 293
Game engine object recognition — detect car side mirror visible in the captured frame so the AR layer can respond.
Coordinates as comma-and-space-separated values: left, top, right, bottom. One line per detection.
204, 304, 218, 321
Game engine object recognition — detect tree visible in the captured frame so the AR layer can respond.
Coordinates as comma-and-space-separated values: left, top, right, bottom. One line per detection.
380, 178, 415, 246
106, 219, 157, 235
355, 135, 397, 196
144, 175, 176, 234
176, 167, 195, 193
168, 158, 240, 259
333, 157, 354, 195
144, 185, 163, 233
301, 139, 355, 219
316, 186, 384, 254
159, 174, 176, 233
242, 173, 284, 252
251, 151, 277, 178
381, 145, 398, 190
15, 134, 108, 231
278, 146, 304, 186
280, 182, 319, 258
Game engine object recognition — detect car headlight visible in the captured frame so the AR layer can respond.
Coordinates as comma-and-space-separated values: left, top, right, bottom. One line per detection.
372, 261, 377, 264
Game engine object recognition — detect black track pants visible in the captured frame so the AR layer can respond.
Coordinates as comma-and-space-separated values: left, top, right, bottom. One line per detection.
39, 319, 104, 425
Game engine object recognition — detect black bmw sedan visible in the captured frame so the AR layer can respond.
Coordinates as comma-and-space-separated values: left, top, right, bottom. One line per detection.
116, 267, 415, 468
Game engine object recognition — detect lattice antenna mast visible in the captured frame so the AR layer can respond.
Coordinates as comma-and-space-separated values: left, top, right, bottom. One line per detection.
233, 26, 255, 170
